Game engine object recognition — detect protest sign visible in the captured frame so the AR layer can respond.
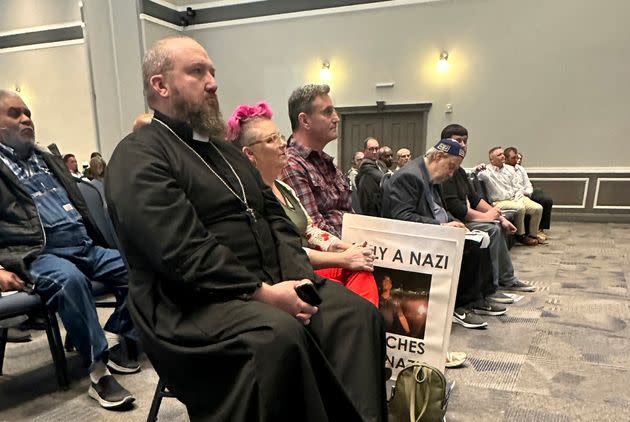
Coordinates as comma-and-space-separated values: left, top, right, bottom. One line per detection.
342, 214, 465, 377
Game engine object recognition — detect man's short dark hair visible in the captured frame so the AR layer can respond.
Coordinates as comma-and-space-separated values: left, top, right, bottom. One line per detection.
62, 154, 75, 163
90, 152, 102, 159
288, 84, 330, 132
504, 147, 518, 158
441, 124, 468, 139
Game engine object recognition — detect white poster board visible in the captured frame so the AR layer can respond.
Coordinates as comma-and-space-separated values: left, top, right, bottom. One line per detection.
342, 214, 465, 377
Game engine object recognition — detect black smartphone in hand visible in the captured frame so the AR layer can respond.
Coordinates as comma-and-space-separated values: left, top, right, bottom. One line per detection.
295, 282, 322, 306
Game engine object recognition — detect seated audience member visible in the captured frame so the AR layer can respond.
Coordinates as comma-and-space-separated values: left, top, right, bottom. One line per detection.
440, 124, 535, 295
83, 151, 103, 179
0, 89, 137, 409
88, 155, 107, 181
504, 147, 553, 239
356, 137, 389, 217
477, 147, 543, 246
227, 101, 379, 306
105, 36, 386, 421
382, 139, 506, 329
346, 150, 364, 191
132, 112, 153, 132
395, 147, 411, 171
63, 153, 84, 178
281, 84, 351, 237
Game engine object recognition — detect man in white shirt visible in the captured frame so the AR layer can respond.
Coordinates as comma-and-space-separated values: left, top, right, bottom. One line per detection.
504, 147, 553, 239
477, 147, 543, 246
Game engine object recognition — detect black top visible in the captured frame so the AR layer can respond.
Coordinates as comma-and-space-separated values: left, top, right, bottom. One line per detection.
106, 110, 314, 344
441, 167, 483, 221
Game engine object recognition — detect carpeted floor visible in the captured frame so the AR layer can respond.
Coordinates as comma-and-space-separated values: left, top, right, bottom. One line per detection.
1, 222, 629, 421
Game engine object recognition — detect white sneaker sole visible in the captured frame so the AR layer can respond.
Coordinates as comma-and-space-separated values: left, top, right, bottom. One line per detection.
452, 317, 488, 329
88, 386, 135, 409
473, 308, 507, 316
106, 360, 141, 374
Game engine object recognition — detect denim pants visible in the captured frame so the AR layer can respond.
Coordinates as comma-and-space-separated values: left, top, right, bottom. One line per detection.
21, 169, 133, 371
30, 231, 134, 371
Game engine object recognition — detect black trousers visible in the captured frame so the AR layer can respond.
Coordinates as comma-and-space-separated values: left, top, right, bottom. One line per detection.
531, 190, 553, 230
136, 280, 387, 422
455, 240, 494, 309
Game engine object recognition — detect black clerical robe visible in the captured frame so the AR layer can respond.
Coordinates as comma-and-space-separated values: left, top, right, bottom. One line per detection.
105, 111, 386, 422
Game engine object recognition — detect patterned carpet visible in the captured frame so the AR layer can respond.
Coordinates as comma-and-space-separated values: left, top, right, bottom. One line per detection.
1, 222, 629, 421
446, 222, 630, 421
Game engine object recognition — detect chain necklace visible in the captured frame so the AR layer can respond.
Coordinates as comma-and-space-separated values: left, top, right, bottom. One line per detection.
153, 118, 257, 222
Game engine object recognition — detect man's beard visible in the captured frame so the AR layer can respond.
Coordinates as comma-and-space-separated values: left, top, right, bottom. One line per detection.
0, 131, 35, 160
172, 91, 226, 140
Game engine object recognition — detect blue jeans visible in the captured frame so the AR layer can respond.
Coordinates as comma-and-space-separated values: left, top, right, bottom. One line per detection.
30, 230, 134, 371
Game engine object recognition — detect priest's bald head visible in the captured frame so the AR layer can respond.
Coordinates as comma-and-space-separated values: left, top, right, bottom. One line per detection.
142, 36, 225, 139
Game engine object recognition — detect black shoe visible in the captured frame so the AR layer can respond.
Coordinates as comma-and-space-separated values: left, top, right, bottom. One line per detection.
7, 327, 32, 343
453, 308, 488, 329
500, 280, 536, 292
472, 301, 507, 316
486, 292, 515, 304
88, 375, 135, 409
107, 343, 140, 374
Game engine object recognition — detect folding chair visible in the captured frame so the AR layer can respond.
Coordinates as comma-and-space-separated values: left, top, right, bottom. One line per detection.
0, 292, 69, 389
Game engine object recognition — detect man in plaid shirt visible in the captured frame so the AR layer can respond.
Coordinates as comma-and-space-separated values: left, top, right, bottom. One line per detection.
281, 84, 351, 237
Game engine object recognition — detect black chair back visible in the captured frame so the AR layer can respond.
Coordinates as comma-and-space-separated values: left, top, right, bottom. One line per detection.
76, 180, 118, 249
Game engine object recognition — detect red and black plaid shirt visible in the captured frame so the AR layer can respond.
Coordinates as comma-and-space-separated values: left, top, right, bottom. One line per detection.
280, 139, 351, 237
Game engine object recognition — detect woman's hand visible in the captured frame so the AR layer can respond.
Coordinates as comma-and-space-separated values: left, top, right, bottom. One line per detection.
339, 243, 375, 271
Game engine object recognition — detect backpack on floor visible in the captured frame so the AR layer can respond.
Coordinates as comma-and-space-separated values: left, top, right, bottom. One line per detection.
388, 363, 451, 422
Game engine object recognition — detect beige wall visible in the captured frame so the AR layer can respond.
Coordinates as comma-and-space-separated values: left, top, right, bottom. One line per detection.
2, 0, 630, 168
191, 0, 630, 167
0, 45, 98, 165
0, 0, 98, 166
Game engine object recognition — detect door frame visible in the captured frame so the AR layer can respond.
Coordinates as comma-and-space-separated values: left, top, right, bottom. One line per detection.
335, 102, 432, 168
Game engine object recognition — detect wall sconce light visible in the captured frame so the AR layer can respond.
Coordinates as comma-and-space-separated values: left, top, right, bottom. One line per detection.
320, 61, 332, 81
15, 85, 21, 93
437, 51, 449, 72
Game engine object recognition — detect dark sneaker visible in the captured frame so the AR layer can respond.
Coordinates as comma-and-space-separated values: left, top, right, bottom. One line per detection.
486, 292, 514, 304
453, 308, 488, 329
107, 343, 141, 374
472, 301, 507, 316
88, 375, 135, 409
500, 280, 535, 292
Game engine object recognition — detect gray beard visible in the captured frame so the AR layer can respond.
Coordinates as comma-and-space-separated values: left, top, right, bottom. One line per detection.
1, 133, 35, 160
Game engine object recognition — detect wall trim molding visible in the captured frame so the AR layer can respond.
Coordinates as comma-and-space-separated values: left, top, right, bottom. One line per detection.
0, 21, 84, 38
0, 39, 84, 54
185, 0, 443, 31
529, 177, 589, 209
593, 177, 630, 210
525, 167, 630, 173
139, 14, 184, 31
150, 0, 265, 12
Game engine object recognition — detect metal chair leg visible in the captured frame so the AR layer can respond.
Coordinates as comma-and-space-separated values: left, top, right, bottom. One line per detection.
0, 327, 7, 375
43, 309, 69, 390
147, 378, 169, 422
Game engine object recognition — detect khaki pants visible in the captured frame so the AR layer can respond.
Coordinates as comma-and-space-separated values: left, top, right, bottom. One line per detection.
494, 197, 543, 236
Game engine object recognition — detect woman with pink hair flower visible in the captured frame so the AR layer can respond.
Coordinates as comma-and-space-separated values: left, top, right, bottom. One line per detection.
227, 102, 379, 306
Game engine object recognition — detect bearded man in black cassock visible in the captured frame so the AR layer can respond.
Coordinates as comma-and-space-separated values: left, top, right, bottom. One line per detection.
105, 35, 386, 422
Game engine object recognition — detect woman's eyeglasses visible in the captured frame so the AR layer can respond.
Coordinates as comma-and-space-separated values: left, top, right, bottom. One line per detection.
248, 132, 286, 147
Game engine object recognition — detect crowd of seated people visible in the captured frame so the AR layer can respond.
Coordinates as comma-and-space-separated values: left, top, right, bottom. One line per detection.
1, 33, 554, 420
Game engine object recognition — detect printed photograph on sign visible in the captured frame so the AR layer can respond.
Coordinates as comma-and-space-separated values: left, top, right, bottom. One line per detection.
375, 267, 432, 339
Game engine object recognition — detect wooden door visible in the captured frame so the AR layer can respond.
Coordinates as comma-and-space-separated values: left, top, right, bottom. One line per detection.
337, 103, 431, 172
